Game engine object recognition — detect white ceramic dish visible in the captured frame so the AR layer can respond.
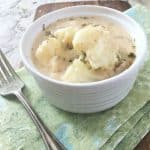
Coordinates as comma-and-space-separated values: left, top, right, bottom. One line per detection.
20, 5, 147, 113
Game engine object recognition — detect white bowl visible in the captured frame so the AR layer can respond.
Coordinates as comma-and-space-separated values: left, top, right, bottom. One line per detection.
20, 5, 147, 113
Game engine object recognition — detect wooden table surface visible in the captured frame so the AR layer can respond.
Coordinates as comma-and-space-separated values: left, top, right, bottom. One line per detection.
0, 0, 149, 149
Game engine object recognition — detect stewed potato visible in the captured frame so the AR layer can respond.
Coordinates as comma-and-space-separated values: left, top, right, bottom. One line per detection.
54, 27, 78, 48
32, 16, 136, 83
35, 37, 62, 65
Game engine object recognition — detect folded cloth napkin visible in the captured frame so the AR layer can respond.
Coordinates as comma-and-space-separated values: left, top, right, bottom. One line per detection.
101, 101, 150, 150
0, 5, 150, 150
115, 109, 150, 150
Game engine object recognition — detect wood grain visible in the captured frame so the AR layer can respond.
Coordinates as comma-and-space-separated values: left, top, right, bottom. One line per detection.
34, 1, 149, 149
135, 132, 150, 150
34, 0, 131, 20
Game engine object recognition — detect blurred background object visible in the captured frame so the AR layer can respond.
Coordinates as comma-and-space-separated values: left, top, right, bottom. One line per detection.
129, 0, 150, 8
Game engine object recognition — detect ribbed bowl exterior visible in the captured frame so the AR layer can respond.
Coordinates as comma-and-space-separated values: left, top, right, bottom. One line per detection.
21, 6, 147, 113
31, 68, 137, 113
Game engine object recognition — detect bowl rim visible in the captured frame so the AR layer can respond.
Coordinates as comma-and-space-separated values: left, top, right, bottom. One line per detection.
20, 5, 147, 87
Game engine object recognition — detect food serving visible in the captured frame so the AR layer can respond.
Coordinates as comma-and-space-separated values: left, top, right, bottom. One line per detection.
21, 5, 146, 112
32, 16, 136, 83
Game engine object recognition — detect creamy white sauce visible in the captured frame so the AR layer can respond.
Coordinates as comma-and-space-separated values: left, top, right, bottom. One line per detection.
32, 16, 135, 83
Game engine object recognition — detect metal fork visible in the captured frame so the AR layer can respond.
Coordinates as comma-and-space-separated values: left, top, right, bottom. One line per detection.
0, 49, 66, 150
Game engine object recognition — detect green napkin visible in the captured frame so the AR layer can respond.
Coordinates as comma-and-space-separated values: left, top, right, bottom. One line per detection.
115, 109, 150, 150
100, 5, 150, 150
100, 101, 150, 150
0, 5, 150, 150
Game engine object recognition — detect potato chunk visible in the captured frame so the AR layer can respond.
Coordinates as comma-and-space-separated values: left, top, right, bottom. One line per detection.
49, 56, 69, 73
86, 37, 118, 69
54, 27, 77, 48
73, 25, 118, 69
35, 37, 62, 65
62, 59, 94, 83
73, 25, 101, 51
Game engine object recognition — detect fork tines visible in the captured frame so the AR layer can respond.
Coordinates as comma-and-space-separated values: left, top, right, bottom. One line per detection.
0, 49, 17, 81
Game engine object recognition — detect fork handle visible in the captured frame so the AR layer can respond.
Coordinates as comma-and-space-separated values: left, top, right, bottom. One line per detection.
14, 89, 66, 150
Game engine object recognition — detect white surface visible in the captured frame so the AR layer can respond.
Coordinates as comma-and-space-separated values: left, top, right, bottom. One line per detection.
20, 6, 147, 113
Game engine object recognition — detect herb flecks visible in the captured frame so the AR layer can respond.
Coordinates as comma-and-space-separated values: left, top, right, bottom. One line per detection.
66, 43, 73, 49
117, 54, 122, 62
42, 24, 56, 38
128, 52, 136, 58
45, 30, 56, 38
80, 17, 88, 20
80, 52, 86, 63
69, 17, 74, 21
132, 45, 136, 49
81, 23, 88, 27
42, 24, 46, 31
93, 24, 100, 27
45, 31, 51, 36
115, 61, 121, 69
69, 59, 73, 62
